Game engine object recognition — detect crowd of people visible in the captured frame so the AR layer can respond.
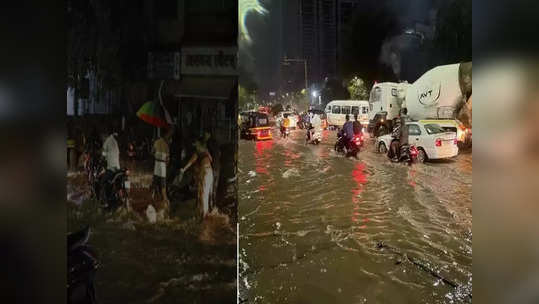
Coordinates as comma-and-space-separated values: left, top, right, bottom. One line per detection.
67, 123, 222, 221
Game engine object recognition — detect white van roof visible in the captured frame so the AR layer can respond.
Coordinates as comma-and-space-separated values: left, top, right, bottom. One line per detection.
326, 100, 369, 106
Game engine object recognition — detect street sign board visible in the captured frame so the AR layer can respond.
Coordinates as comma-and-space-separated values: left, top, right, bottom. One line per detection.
181, 47, 237, 76
148, 52, 180, 80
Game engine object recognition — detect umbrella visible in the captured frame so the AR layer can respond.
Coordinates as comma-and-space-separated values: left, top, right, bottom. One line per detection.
136, 101, 173, 128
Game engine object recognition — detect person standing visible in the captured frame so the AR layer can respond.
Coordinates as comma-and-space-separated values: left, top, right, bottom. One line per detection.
179, 138, 214, 221
152, 127, 172, 211
101, 126, 120, 207
353, 114, 363, 136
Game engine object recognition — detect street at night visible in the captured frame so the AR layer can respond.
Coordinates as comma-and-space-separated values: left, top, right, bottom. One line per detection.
239, 128, 471, 303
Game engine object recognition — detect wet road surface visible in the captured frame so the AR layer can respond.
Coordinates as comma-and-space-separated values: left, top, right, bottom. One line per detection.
67, 170, 236, 304
239, 128, 472, 303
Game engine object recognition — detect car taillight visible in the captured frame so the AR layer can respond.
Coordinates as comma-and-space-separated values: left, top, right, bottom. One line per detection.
435, 139, 442, 147
453, 139, 458, 145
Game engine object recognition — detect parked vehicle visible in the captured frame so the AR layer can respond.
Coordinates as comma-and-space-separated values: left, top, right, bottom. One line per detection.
240, 111, 273, 141
84, 154, 106, 199
325, 100, 369, 129
99, 168, 130, 211
68, 225, 99, 304
376, 122, 458, 163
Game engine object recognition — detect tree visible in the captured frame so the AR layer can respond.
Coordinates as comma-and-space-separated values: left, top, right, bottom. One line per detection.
347, 77, 369, 100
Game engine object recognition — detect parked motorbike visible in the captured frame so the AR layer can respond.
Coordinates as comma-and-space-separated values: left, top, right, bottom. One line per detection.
99, 168, 130, 211
68, 225, 99, 304
85, 154, 106, 199
335, 134, 364, 158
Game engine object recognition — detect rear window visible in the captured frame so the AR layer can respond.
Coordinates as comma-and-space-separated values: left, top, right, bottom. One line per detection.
424, 124, 446, 134
351, 106, 359, 115
342, 106, 351, 115
442, 127, 457, 133
257, 117, 268, 126
332, 106, 341, 114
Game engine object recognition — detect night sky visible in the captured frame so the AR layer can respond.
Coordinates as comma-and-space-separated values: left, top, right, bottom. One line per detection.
240, 0, 455, 95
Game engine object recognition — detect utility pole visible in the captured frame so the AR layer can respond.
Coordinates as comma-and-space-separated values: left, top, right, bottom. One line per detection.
282, 56, 308, 91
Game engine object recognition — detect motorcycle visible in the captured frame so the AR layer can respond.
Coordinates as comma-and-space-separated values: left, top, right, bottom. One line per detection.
84, 154, 106, 199
68, 225, 99, 304
306, 128, 322, 145
389, 142, 418, 165
280, 126, 290, 138
335, 134, 364, 158
99, 168, 130, 212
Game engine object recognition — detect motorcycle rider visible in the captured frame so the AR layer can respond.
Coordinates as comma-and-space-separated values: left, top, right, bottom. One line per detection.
353, 114, 363, 137
337, 114, 354, 149
281, 114, 290, 137
308, 112, 322, 142
390, 108, 409, 161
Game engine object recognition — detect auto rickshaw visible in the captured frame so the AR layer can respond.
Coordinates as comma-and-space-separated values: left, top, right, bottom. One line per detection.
240, 111, 273, 140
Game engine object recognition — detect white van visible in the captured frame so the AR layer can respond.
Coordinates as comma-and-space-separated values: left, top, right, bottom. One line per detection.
325, 100, 370, 127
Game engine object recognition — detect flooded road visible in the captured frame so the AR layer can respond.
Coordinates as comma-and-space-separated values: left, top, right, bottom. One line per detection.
239, 128, 472, 303
67, 169, 236, 304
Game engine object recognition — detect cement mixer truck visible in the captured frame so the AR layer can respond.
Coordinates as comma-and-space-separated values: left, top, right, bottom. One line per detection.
367, 62, 472, 145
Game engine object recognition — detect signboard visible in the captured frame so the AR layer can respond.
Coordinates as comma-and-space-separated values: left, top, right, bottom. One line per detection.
148, 52, 180, 80
181, 47, 237, 76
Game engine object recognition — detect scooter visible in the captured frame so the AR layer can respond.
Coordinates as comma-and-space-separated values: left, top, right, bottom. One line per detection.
68, 225, 99, 304
306, 128, 322, 145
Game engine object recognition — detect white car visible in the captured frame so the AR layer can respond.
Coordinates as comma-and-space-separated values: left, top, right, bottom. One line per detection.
376, 122, 458, 162
275, 111, 298, 129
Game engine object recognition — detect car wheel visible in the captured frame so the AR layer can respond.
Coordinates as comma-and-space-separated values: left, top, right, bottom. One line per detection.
417, 149, 427, 163
378, 142, 387, 154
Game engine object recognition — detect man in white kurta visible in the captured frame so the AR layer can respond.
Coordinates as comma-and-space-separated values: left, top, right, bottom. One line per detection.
152, 128, 172, 208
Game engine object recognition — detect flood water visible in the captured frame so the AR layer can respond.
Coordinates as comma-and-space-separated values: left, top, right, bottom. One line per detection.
239, 128, 472, 303
67, 168, 236, 304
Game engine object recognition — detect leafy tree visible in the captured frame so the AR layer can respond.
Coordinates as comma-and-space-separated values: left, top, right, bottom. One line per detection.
347, 77, 369, 100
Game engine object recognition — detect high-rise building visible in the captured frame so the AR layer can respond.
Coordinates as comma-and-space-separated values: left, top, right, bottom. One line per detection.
281, 0, 362, 92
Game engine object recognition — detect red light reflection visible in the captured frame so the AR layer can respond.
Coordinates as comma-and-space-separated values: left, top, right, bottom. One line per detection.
255, 140, 273, 176
351, 162, 369, 226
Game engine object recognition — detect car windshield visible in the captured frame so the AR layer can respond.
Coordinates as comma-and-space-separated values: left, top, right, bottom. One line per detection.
424, 124, 446, 134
